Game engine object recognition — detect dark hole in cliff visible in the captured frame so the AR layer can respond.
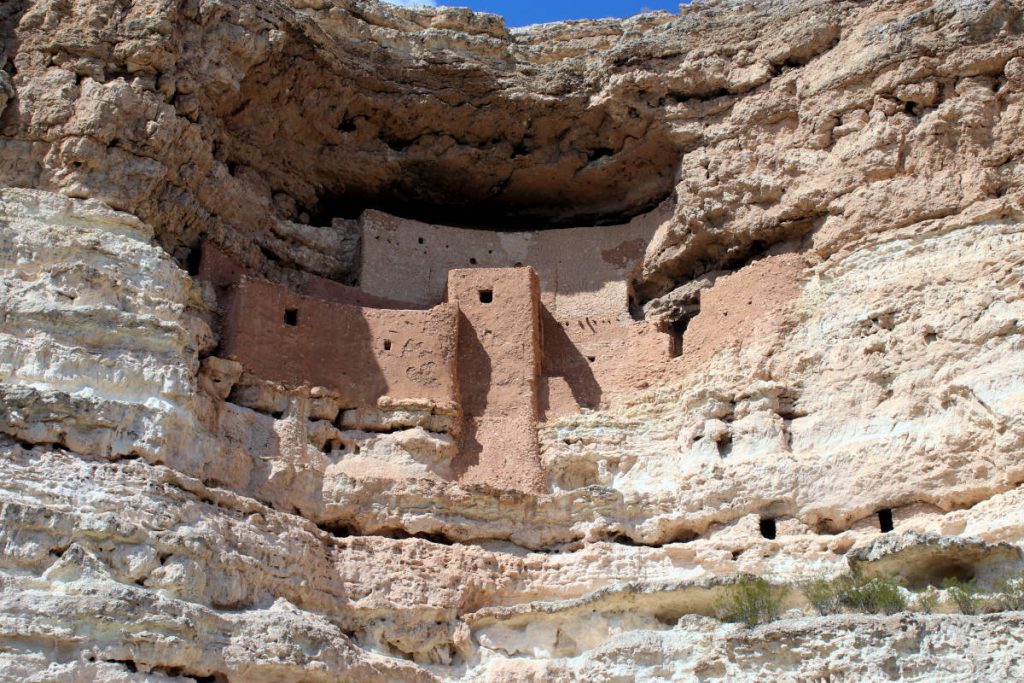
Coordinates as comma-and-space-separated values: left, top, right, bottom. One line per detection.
284, 308, 298, 326
470, 258, 477, 265
760, 518, 777, 540
669, 317, 691, 358
320, 521, 355, 538
608, 533, 636, 546
717, 433, 733, 457
878, 508, 894, 532
193, 674, 229, 683
673, 529, 699, 544
185, 244, 202, 276
323, 441, 333, 454
418, 237, 424, 244
586, 355, 596, 363
413, 532, 455, 546
383, 339, 392, 351
271, 411, 284, 419
479, 289, 493, 304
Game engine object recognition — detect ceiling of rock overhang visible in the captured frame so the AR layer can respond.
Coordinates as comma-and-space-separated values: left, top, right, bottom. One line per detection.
201, 6, 684, 229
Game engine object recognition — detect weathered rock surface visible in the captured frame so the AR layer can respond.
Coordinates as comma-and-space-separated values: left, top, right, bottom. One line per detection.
1, 0, 1024, 679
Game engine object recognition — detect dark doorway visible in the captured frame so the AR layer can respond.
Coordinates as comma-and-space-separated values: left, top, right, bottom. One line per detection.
878, 508, 894, 532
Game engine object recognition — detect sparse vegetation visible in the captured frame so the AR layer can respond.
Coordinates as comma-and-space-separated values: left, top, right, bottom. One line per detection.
804, 577, 842, 616
721, 566, 1024, 624
801, 572, 906, 615
913, 587, 940, 614
837, 574, 907, 614
716, 575, 789, 627
996, 572, 1024, 611
943, 577, 984, 615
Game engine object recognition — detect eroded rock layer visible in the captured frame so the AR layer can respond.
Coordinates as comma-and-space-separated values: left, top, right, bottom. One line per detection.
1, 0, 1024, 680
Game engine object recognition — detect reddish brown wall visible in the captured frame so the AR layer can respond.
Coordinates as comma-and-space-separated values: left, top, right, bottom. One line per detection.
446, 267, 546, 492
540, 312, 671, 420
221, 278, 458, 407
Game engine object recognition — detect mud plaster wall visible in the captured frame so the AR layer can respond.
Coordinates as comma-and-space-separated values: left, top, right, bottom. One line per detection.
220, 278, 458, 406
358, 207, 676, 417
199, 242, 412, 310
358, 205, 669, 318
447, 267, 546, 492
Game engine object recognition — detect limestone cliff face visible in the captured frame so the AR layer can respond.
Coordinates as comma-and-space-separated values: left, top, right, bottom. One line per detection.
1, 0, 1024, 680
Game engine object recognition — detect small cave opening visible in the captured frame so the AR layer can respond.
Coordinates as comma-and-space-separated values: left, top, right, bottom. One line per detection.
759, 517, 777, 540
878, 508, 894, 533
716, 433, 733, 457
383, 339, 392, 351
478, 289, 493, 304
185, 244, 203, 276
319, 521, 356, 538
668, 316, 692, 358
907, 558, 978, 590
284, 308, 299, 326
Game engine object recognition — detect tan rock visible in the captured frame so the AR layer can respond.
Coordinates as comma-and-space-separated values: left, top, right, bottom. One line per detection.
1, 0, 1024, 679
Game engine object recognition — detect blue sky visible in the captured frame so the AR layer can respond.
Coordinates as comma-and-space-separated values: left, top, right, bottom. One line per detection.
386, 1, 685, 27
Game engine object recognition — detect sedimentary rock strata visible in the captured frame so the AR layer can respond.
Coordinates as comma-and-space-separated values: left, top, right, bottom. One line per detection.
1, 0, 1024, 679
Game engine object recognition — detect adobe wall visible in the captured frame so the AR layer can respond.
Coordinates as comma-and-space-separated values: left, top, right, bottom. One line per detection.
358, 204, 669, 319
220, 278, 458, 407
199, 241, 414, 310
357, 207, 679, 421
540, 314, 671, 420
446, 267, 546, 492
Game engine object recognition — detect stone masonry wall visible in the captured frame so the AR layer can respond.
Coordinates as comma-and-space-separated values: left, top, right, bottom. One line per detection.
220, 277, 458, 407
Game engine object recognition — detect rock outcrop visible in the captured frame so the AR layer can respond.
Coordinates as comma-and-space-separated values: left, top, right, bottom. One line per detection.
1, 0, 1024, 680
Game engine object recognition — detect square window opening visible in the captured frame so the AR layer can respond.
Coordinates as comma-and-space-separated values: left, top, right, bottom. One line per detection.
383, 339, 392, 351
478, 289, 493, 304
284, 308, 299, 326
759, 517, 777, 540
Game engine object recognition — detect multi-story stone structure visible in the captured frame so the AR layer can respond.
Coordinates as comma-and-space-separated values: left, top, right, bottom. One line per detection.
199, 206, 677, 491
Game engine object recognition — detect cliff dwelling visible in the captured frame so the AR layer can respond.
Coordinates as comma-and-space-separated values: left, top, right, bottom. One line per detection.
199, 205, 676, 492
3, 0, 1024, 679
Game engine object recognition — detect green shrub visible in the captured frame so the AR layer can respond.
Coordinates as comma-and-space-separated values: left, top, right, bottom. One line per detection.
943, 577, 983, 615
837, 574, 907, 615
996, 573, 1024, 611
802, 573, 907, 616
716, 575, 789, 627
804, 577, 841, 616
913, 587, 940, 614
